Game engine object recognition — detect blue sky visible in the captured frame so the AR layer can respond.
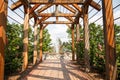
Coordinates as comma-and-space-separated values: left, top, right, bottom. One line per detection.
8, 0, 120, 48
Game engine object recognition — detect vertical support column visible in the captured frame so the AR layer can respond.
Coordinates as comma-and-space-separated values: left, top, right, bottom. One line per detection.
22, 10, 29, 71
55, 5, 58, 22
76, 24, 80, 62
40, 25, 43, 62
0, 0, 8, 80
71, 25, 75, 61
83, 7, 90, 72
102, 0, 117, 79
33, 24, 38, 64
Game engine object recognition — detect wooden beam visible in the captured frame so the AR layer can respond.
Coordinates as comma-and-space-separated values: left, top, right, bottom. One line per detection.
29, 4, 41, 14
57, 11, 74, 22
74, 12, 81, 24
84, 0, 101, 11
22, 11, 29, 71
76, 24, 80, 62
72, 4, 82, 12
90, 1, 101, 11
10, 1, 22, 10
76, 24, 80, 42
33, 23, 38, 65
102, 0, 117, 79
19, 0, 29, 12
66, 24, 71, 29
38, 13, 76, 17
72, 4, 82, 24
71, 25, 75, 61
42, 21, 73, 24
55, 5, 59, 22
72, 4, 83, 24
65, 17, 74, 22
29, 0, 84, 4
37, 4, 53, 13
39, 25, 43, 62
37, 17, 50, 24
0, 0, 8, 80
61, 4, 76, 13
42, 24, 48, 30
29, 12, 38, 19
19, 0, 38, 19
83, 6, 90, 72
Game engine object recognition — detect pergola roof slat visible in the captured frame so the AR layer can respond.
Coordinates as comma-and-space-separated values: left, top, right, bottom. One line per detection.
29, 0, 84, 4
90, 1, 101, 11
11, 1, 22, 10
38, 13, 76, 17
61, 4, 76, 13
37, 4, 53, 13
42, 21, 73, 24
29, 4, 41, 14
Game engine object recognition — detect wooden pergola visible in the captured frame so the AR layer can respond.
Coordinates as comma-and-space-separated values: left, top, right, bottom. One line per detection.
0, 0, 117, 80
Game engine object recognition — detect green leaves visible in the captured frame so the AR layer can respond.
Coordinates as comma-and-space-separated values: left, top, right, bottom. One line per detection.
5, 23, 23, 74
42, 29, 52, 52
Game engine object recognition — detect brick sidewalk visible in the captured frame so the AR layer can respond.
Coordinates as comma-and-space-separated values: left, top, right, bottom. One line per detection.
25, 56, 92, 80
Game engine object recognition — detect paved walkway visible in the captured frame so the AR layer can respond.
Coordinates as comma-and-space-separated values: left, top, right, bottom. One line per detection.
24, 54, 92, 80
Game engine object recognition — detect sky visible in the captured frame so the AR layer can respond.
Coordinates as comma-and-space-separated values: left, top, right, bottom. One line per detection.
8, 0, 120, 50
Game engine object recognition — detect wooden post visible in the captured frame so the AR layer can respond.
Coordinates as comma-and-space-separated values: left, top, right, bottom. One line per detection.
102, 0, 117, 79
22, 10, 29, 71
0, 0, 8, 80
33, 24, 38, 64
83, 7, 90, 72
76, 24, 80, 62
39, 25, 43, 62
71, 25, 75, 61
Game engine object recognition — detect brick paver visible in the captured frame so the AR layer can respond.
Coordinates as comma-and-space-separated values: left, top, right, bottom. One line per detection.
25, 54, 92, 80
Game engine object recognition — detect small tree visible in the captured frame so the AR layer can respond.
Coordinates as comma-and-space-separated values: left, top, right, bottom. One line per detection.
5, 23, 23, 74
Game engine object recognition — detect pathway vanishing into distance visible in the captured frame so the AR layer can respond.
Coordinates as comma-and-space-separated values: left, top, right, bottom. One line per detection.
20, 53, 93, 80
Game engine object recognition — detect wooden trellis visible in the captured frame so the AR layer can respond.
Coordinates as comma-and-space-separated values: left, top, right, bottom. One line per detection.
0, 0, 117, 80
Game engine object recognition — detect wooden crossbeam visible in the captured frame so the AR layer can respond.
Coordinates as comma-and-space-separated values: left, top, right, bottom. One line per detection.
19, 0, 28, 6
29, 0, 84, 4
73, 0, 101, 24
37, 4, 53, 13
66, 24, 71, 29
42, 24, 48, 29
10, 1, 22, 10
90, 1, 101, 11
29, 4, 41, 14
61, 4, 76, 13
72, 4, 82, 12
37, 17, 50, 24
57, 11, 74, 22
84, 0, 101, 11
38, 13, 76, 17
42, 21, 73, 24
65, 17, 74, 22
30, 12, 38, 19
72, 4, 82, 23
